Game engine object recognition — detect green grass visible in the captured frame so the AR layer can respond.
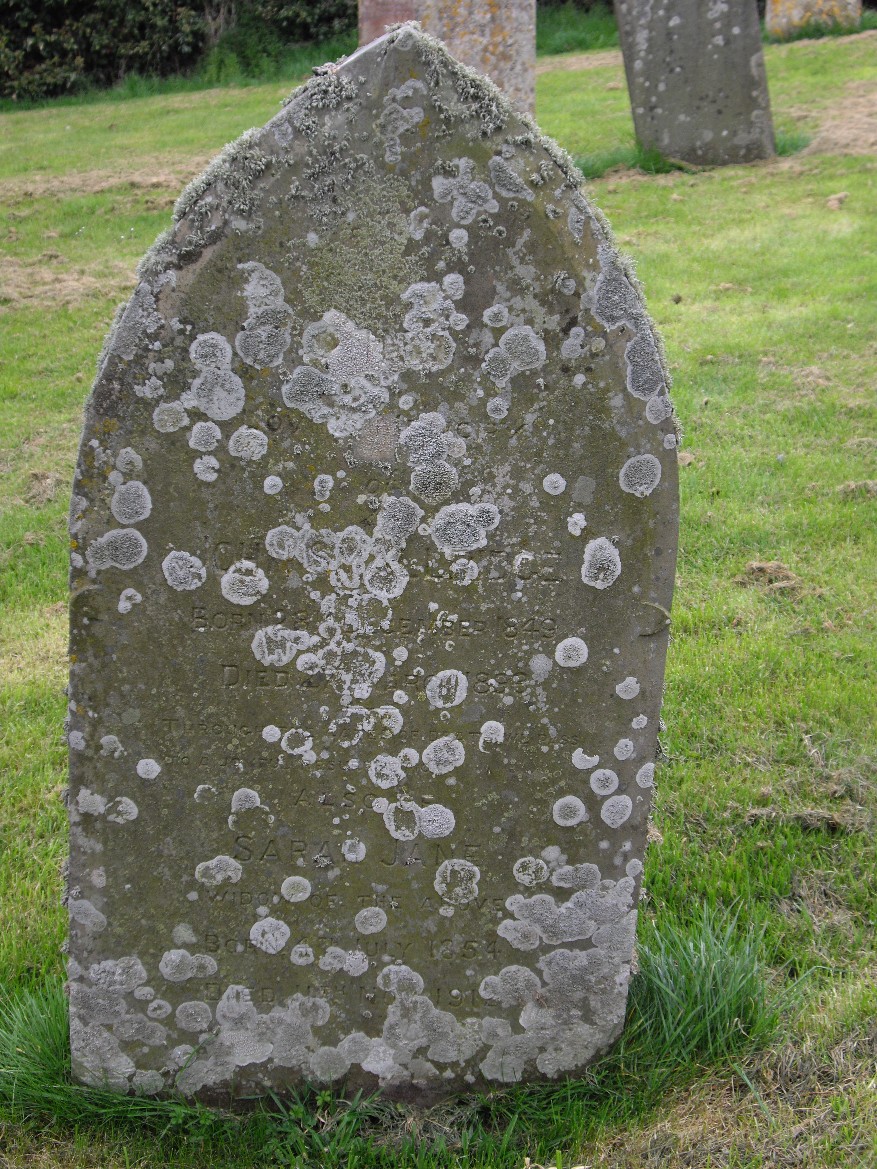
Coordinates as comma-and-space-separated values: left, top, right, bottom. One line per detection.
1, 28, 876, 1169
0, 909, 788, 1167
536, 2, 619, 55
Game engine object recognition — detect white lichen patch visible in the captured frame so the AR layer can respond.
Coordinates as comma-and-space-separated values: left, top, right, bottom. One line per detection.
249, 918, 290, 954
581, 538, 621, 590
429, 502, 499, 557
589, 768, 619, 796
158, 949, 218, 982
152, 401, 189, 433
619, 454, 662, 498
189, 421, 221, 452
554, 637, 588, 667
635, 763, 655, 789
220, 560, 269, 605
280, 876, 312, 902
228, 426, 268, 462
615, 676, 641, 700
162, 551, 206, 591
86, 529, 147, 572
195, 855, 243, 887
354, 907, 388, 935
110, 481, 152, 525
342, 838, 366, 862
182, 333, 245, 421
434, 859, 480, 904
194, 455, 219, 481
251, 625, 312, 668
513, 856, 549, 887
422, 735, 465, 777
552, 796, 588, 827
235, 262, 293, 369
600, 795, 633, 828
281, 310, 391, 438
425, 669, 468, 709
478, 720, 505, 751
417, 803, 455, 839
117, 588, 141, 614
572, 749, 599, 770
542, 473, 566, 496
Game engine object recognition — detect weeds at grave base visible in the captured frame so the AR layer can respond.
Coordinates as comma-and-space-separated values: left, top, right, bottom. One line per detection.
0, 908, 795, 1167
574, 129, 812, 181
765, 13, 877, 43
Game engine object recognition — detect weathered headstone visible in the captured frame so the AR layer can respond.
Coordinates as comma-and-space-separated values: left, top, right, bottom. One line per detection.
359, 3, 536, 113
359, 0, 417, 48
616, 0, 775, 166
417, 1, 536, 114
765, 0, 861, 38
67, 25, 678, 1103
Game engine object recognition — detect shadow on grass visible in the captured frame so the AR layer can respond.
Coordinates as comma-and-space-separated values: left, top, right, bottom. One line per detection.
0, 908, 799, 1168
575, 132, 812, 181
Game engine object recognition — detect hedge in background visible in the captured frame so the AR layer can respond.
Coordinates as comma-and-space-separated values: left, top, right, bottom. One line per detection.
0, 1, 206, 100
0, 0, 358, 101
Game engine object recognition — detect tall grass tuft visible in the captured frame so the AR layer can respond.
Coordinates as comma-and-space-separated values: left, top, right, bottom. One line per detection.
0, 908, 792, 1166
536, 2, 619, 55
627, 906, 789, 1070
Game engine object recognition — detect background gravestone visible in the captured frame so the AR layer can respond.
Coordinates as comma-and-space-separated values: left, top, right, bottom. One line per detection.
359, 2, 536, 112
766, 0, 861, 37
616, 0, 776, 166
67, 24, 678, 1103
359, 0, 417, 47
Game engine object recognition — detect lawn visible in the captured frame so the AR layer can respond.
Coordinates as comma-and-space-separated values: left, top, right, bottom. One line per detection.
1, 29, 876, 1169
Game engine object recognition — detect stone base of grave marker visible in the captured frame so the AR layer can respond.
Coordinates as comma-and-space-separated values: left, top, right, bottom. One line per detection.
67, 24, 677, 1104
616, 0, 775, 167
766, 0, 861, 38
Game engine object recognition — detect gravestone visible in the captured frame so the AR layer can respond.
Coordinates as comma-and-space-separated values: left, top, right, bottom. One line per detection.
765, 0, 861, 38
359, 0, 416, 48
66, 24, 678, 1104
359, 3, 536, 113
616, 0, 775, 166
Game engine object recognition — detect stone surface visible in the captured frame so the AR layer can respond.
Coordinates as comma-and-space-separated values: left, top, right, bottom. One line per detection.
67, 24, 678, 1104
766, 0, 861, 37
616, 0, 775, 166
416, 1, 536, 114
359, 3, 536, 113
359, 0, 417, 47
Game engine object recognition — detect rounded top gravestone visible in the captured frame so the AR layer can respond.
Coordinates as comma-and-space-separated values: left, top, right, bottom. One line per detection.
66, 25, 678, 1103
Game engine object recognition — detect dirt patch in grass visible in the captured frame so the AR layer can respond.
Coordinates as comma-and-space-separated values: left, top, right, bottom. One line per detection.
536, 48, 622, 74
25, 470, 65, 506
803, 76, 877, 156
744, 805, 867, 834
0, 605, 67, 686
836, 479, 877, 499
0, 254, 134, 312
593, 1018, 876, 1167
735, 560, 803, 593
0, 154, 213, 203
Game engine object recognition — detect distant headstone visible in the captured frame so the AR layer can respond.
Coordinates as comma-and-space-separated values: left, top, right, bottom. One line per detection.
616, 0, 775, 166
359, 0, 417, 48
766, 0, 861, 38
359, 2, 536, 113
416, 0, 536, 113
67, 25, 678, 1104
